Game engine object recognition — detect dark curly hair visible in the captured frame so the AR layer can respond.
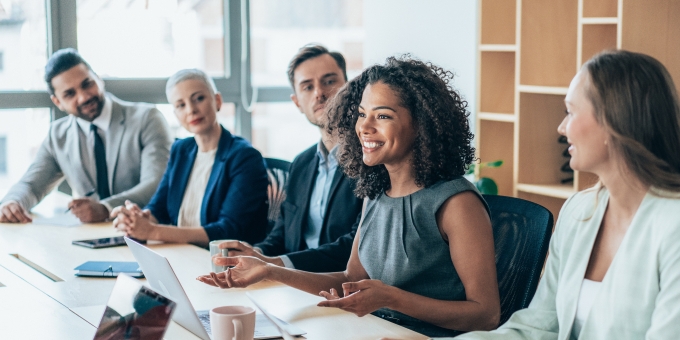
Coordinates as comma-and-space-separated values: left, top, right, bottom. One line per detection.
327, 56, 475, 199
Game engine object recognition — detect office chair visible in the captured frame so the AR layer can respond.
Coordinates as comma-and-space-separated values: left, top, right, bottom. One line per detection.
264, 158, 291, 233
483, 194, 554, 325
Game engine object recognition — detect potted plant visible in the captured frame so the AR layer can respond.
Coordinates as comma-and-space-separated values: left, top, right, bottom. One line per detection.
466, 160, 503, 195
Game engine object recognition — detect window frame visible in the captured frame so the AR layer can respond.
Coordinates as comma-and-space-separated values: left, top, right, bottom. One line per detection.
0, 0, 294, 141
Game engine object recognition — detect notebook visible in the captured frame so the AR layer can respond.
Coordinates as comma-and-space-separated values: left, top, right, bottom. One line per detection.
74, 261, 144, 278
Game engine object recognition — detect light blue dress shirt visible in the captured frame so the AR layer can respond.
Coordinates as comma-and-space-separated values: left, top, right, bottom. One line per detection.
278, 142, 339, 269
304, 143, 339, 249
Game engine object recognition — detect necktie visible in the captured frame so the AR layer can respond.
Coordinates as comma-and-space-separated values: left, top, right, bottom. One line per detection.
91, 124, 110, 199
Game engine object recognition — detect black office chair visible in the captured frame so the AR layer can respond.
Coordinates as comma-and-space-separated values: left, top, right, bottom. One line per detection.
482, 194, 554, 325
264, 158, 291, 233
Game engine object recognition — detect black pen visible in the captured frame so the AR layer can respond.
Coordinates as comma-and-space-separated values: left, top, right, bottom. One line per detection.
65, 189, 96, 213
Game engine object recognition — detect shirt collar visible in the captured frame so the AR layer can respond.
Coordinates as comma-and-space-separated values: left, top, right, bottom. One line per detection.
316, 141, 339, 168
76, 95, 112, 133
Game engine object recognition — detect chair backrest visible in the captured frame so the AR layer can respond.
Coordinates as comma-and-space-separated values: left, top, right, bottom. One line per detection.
264, 158, 291, 233
482, 194, 554, 325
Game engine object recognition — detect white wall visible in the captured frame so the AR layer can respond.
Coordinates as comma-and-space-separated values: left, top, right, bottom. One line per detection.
363, 0, 478, 124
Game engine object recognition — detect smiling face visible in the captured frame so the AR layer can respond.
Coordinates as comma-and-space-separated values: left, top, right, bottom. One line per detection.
355, 82, 417, 170
291, 54, 345, 127
50, 63, 106, 121
558, 70, 611, 174
169, 78, 222, 136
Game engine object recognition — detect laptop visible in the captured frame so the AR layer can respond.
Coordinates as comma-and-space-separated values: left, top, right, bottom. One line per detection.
124, 237, 306, 340
247, 292, 295, 340
94, 273, 176, 340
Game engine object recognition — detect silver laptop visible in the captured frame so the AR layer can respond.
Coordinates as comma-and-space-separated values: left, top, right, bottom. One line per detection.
124, 237, 306, 340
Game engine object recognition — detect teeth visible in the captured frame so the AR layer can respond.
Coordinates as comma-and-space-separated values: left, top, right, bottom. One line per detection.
363, 141, 384, 148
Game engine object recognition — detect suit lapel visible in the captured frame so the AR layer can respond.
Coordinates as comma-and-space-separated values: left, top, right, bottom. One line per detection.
559, 191, 609, 340
290, 151, 319, 251
66, 116, 96, 192
170, 143, 197, 223
106, 96, 126, 191
202, 127, 232, 225
319, 169, 344, 237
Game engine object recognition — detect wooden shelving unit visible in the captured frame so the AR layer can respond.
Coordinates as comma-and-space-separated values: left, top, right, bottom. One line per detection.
476, 0, 680, 219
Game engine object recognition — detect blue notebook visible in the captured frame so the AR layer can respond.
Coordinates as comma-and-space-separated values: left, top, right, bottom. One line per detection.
74, 261, 144, 278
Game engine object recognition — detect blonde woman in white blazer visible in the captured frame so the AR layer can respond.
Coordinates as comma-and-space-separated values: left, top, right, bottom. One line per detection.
442, 50, 680, 340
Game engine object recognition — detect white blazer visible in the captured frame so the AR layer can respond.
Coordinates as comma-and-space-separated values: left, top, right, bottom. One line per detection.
452, 187, 680, 340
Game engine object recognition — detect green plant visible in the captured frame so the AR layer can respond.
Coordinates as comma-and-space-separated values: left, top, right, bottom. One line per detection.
466, 160, 503, 195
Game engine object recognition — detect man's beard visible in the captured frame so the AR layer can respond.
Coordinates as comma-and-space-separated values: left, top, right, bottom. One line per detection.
76, 95, 104, 121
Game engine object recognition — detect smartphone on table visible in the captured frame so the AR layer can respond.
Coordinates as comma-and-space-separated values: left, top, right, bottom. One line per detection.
72, 236, 127, 249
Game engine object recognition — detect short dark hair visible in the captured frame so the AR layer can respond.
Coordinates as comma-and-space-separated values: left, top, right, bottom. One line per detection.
44, 48, 93, 95
287, 44, 347, 90
327, 56, 476, 199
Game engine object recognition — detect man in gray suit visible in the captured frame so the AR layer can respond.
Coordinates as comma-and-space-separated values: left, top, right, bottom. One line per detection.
0, 48, 172, 223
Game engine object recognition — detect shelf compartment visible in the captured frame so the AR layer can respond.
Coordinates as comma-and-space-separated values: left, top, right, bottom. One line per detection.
621, 0, 680, 87
582, 24, 617, 65
583, 0, 618, 18
481, 0, 516, 45
581, 17, 618, 24
518, 92, 570, 187
518, 85, 569, 95
479, 112, 516, 122
478, 120, 514, 196
479, 44, 517, 52
517, 191, 567, 222
480, 51, 515, 113
516, 183, 575, 199
520, 0, 578, 87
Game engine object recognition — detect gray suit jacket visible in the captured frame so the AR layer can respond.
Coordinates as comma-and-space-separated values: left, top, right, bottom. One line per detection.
1, 93, 172, 210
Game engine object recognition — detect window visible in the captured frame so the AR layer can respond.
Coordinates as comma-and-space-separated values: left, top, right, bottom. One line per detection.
249, 0, 364, 87
0, 0, 48, 90
249, 0, 365, 160
76, 0, 227, 78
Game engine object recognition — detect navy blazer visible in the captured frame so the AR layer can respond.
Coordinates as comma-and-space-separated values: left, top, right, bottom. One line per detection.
145, 126, 268, 244
255, 144, 363, 272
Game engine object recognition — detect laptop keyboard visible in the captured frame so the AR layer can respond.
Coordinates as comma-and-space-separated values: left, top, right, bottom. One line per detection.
198, 312, 212, 335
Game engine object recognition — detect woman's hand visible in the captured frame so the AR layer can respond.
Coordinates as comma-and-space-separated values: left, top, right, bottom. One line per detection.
111, 201, 157, 240
196, 256, 270, 289
317, 279, 394, 317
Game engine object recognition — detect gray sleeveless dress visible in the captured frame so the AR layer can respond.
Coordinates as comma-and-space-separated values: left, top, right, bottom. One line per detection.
358, 177, 488, 337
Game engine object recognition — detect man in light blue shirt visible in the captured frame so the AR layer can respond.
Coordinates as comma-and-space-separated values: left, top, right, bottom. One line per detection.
213, 45, 363, 272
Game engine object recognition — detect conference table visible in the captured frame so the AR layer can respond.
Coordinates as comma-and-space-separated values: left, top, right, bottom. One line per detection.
0, 220, 428, 340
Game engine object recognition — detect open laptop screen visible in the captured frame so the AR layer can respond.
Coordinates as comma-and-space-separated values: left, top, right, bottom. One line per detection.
93, 274, 176, 340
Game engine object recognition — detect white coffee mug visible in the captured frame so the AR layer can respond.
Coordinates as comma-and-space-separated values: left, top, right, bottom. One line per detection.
210, 306, 255, 340
209, 240, 229, 272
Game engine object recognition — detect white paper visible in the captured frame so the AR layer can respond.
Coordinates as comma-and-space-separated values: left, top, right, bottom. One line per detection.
32, 213, 82, 227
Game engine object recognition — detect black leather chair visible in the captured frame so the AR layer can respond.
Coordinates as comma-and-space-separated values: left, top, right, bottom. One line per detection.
264, 158, 291, 233
483, 194, 554, 325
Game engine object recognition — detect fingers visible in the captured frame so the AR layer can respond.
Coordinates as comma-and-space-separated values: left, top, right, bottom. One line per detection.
8, 204, 32, 223
213, 256, 242, 267
342, 280, 374, 297
196, 275, 218, 287
218, 240, 249, 250
210, 271, 231, 289
319, 288, 341, 301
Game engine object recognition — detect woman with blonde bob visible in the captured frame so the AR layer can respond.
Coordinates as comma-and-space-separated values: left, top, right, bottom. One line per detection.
450, 50, 680, 339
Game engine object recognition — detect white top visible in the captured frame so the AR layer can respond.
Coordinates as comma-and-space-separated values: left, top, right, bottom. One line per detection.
177, 148, 217, 227
572, 279, 601, 338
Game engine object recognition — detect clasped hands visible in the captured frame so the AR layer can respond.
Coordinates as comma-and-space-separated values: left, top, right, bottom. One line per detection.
110, 200, 156, 240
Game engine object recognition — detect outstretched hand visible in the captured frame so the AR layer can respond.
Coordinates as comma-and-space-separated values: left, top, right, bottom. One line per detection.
215, 240, 285, 267
196, 256, 270, 289
318, 279, 393, 317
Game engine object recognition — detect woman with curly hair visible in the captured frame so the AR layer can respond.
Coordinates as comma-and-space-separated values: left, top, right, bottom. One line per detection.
198, 56, 500, 337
